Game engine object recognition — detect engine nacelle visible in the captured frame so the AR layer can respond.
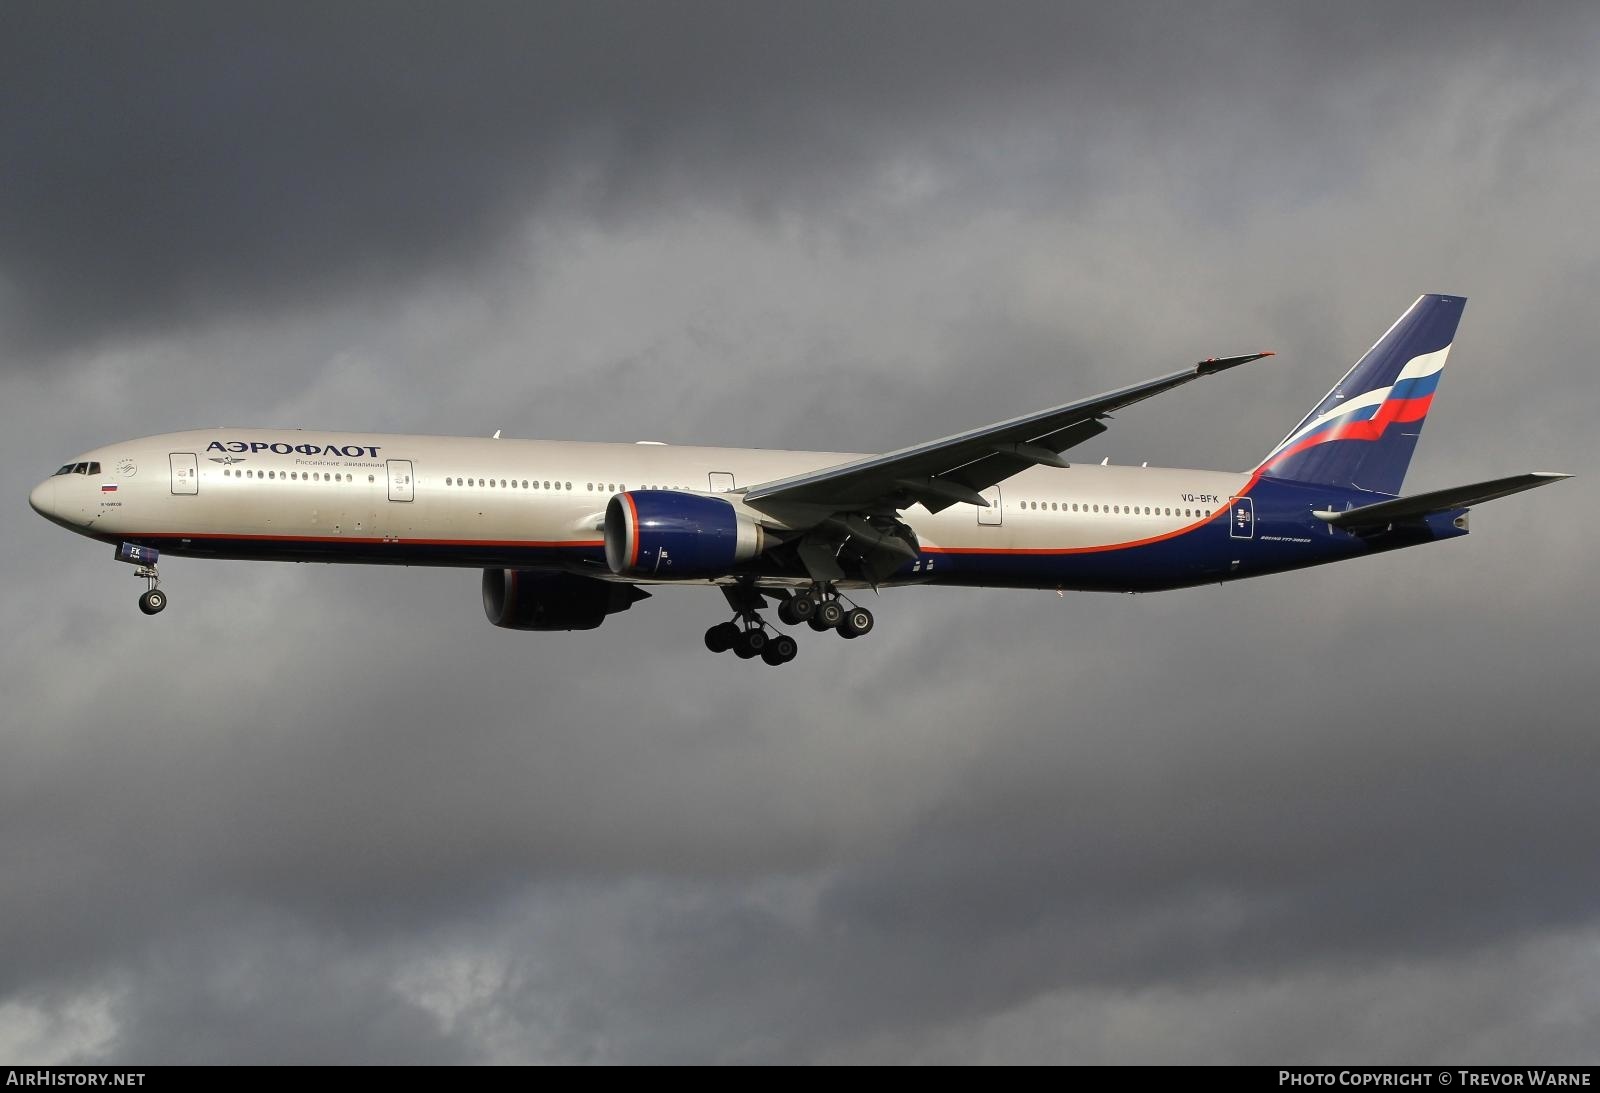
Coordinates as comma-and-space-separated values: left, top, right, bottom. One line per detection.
604, 490, 768, 578
482, 569, 648, 631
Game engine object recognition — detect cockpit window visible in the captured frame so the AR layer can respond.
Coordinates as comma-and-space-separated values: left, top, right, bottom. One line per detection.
53, 462, 103, 476
54, 465, 74, 476
86, 462, 101, 475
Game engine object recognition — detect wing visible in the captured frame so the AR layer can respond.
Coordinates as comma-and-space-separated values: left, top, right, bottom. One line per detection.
744, 352, 1273, 521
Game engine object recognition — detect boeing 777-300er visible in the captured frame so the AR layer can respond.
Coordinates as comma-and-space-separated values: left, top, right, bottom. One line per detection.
30, 294, 1571, 666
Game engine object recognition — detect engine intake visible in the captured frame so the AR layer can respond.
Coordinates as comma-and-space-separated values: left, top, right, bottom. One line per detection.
605, 490, 767, 578
482, 569, 648, 631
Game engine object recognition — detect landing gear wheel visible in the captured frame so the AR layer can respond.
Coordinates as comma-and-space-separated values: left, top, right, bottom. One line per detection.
139, 588, 167, 615
777, 600, 800, 626
839, 606, 874, 638
707, 620, 742, 652
789, 592, 818, 623
761, 634, 799, 666
807, 614, 834, 632
734, 629, 768, 659
705, 621, 740, 653
815, 600, 844, 628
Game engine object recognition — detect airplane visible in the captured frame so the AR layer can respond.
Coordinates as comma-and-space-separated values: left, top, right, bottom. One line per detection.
29, 294, 1570, 666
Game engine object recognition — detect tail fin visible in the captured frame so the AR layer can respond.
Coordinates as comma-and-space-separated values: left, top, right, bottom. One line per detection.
1257, 294, 1465, 495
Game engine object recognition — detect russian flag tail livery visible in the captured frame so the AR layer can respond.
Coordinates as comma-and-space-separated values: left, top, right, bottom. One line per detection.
1257, 294, 1466, 496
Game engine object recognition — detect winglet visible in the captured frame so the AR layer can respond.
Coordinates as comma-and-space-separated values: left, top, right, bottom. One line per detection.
1196, 351, 1274, 376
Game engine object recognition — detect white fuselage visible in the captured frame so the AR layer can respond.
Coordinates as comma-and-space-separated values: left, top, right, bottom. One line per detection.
32, 428, 1252, 589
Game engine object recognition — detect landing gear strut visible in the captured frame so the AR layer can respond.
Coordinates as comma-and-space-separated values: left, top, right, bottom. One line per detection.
116, 542, 166, 616
706, 582, 874, 662
704, 612, 794, 666
702, 582, 798, 666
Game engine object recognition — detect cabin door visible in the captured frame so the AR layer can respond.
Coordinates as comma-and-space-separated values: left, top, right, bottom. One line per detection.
169, 453, 198, 495
978, 484, 1003, 526
387, 460, 414, 502
1229, 496, 1255, 539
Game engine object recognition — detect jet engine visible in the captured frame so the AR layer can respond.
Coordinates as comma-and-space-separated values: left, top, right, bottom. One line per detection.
604, 490, 768, 578
482, 569, 649, 631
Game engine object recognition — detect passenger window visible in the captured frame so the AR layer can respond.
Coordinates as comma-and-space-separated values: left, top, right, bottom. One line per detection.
565, 482, 572, 491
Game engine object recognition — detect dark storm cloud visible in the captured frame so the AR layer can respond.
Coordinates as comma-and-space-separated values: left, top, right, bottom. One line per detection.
3, 1, 1588, 357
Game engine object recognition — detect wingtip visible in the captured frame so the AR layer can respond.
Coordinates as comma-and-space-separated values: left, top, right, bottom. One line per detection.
1196, 350, 1275, 375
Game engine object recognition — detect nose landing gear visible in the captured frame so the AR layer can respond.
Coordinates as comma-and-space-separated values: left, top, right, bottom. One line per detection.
116, 542, 166, 615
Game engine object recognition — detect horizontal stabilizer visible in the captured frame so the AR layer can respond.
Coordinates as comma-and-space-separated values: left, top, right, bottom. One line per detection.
1314, 472, 1573, 528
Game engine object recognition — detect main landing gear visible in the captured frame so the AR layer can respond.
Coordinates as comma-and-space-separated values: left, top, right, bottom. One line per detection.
704, 583, 874, 666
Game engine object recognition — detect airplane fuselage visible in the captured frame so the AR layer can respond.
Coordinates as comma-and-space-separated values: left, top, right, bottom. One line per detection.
31, 427, 1459, 594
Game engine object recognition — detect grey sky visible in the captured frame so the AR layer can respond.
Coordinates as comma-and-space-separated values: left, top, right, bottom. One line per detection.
2, 2, 1596, 1063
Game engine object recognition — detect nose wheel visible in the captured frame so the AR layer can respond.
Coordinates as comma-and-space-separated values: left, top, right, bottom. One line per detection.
115, 543, 167, 616
132, 561, 166, 616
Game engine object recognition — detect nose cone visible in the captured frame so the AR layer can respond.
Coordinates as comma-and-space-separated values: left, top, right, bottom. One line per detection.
29, 477, 56, 520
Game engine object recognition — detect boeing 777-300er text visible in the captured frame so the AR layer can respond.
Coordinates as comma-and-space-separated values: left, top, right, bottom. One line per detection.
30, 295, 1571, 666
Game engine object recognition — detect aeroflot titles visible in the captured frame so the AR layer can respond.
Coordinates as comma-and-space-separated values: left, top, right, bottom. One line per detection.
206, 440, 382, 458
